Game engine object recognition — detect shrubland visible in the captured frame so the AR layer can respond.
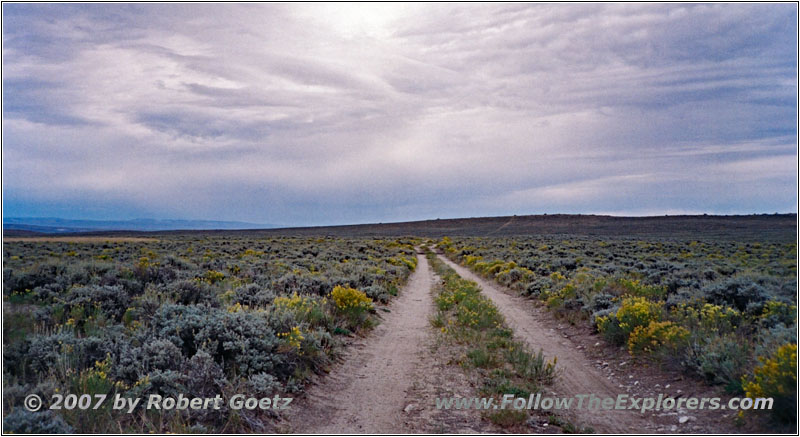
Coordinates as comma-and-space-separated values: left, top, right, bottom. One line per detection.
3, 236, 418, 432
439, 236, 797, 426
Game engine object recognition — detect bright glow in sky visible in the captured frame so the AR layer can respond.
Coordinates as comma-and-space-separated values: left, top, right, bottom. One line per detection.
2, 3, 797, 226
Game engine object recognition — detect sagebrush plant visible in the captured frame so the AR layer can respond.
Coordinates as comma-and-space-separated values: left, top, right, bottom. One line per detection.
273, 292, 329, 327
3, 410, 73, 434
2, 236, 419, 432
683, 333, 752, 392
278, 326, 305, 351
438, 234, 796, 430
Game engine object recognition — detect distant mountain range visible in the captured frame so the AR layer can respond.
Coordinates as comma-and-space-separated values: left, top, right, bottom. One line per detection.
3, 217, 274, 234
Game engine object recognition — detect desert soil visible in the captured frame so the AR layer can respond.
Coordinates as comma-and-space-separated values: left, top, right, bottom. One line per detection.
284, 248, 746, 434
284, 251, 500, 433
435, 251, 743, 433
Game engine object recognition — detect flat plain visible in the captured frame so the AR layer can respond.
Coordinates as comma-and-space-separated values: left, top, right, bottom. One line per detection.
2, 214, 796, 433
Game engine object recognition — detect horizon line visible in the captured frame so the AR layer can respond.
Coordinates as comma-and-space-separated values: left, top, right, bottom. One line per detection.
3, 211, 796, 233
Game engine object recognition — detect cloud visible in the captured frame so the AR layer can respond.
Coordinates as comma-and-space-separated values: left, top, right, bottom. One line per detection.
2, 3, 796, 225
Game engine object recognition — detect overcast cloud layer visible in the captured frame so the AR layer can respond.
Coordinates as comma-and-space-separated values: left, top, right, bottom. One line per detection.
2, 3, 797, 226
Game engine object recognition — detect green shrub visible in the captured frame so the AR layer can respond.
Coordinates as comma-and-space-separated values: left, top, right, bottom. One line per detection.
466, 347, 498, 368
272, 292, 330, 328
683, 334, 751, 392
703, 277, 770, 312
505, 347, 557, 385
486, 409, 527, 427
173, 280, 219, 306
66, 285, 131, 321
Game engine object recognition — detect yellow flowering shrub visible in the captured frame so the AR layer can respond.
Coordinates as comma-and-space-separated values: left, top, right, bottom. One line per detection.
219, 289, 236, 304
549, 271, 566, 282
616, 296, 663, 336
615, 278, 666, 299
455, 297, 500, 329
495, 265, 535, 285
435, 282, 471, 311
671, 302, 741, 334
471, 260, 508, 277
546, 294, 564, 310
242, 249, 264, 257
403, 256, 418, 270
202, 270, 225, 284
273, 292, 328, 327
274, 292, 312, 311
628, 320, 689, 355
488, 261, 514, 276
472, 261, 489, 273
278, 326, 305, 351
464, 255, 483, 266
227, 302, 249, 313
760, 300, 797, 326
330, 286, 374, 330
597, 296, 663, 346
330, 286, 373, 312
742, 343, 797, 422
387, 256, 417, 271
70, 354, 127, 396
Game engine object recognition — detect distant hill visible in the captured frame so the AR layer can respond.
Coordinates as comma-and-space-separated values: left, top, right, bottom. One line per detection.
122, 213, 797, 241
253, 213, 796, 240
3, 217, 273, 233
4, 214, 795, 241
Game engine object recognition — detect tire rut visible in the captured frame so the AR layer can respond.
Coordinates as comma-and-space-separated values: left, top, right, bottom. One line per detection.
286, 251, 435, 433
436, 252, 657, 433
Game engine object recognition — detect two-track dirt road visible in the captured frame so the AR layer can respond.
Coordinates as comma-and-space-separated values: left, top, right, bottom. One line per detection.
287, 251, 499, 433
286, 252, 435, 433
286, 249, 700, 433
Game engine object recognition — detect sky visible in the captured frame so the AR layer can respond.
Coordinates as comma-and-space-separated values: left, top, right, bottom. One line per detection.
2, 3, 797, 226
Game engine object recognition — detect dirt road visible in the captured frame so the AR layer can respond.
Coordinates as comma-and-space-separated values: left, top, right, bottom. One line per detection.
286, 252, 462, 433
436, 253, 658, 433
287, 252, 434, 433
285, 251, 507, 433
